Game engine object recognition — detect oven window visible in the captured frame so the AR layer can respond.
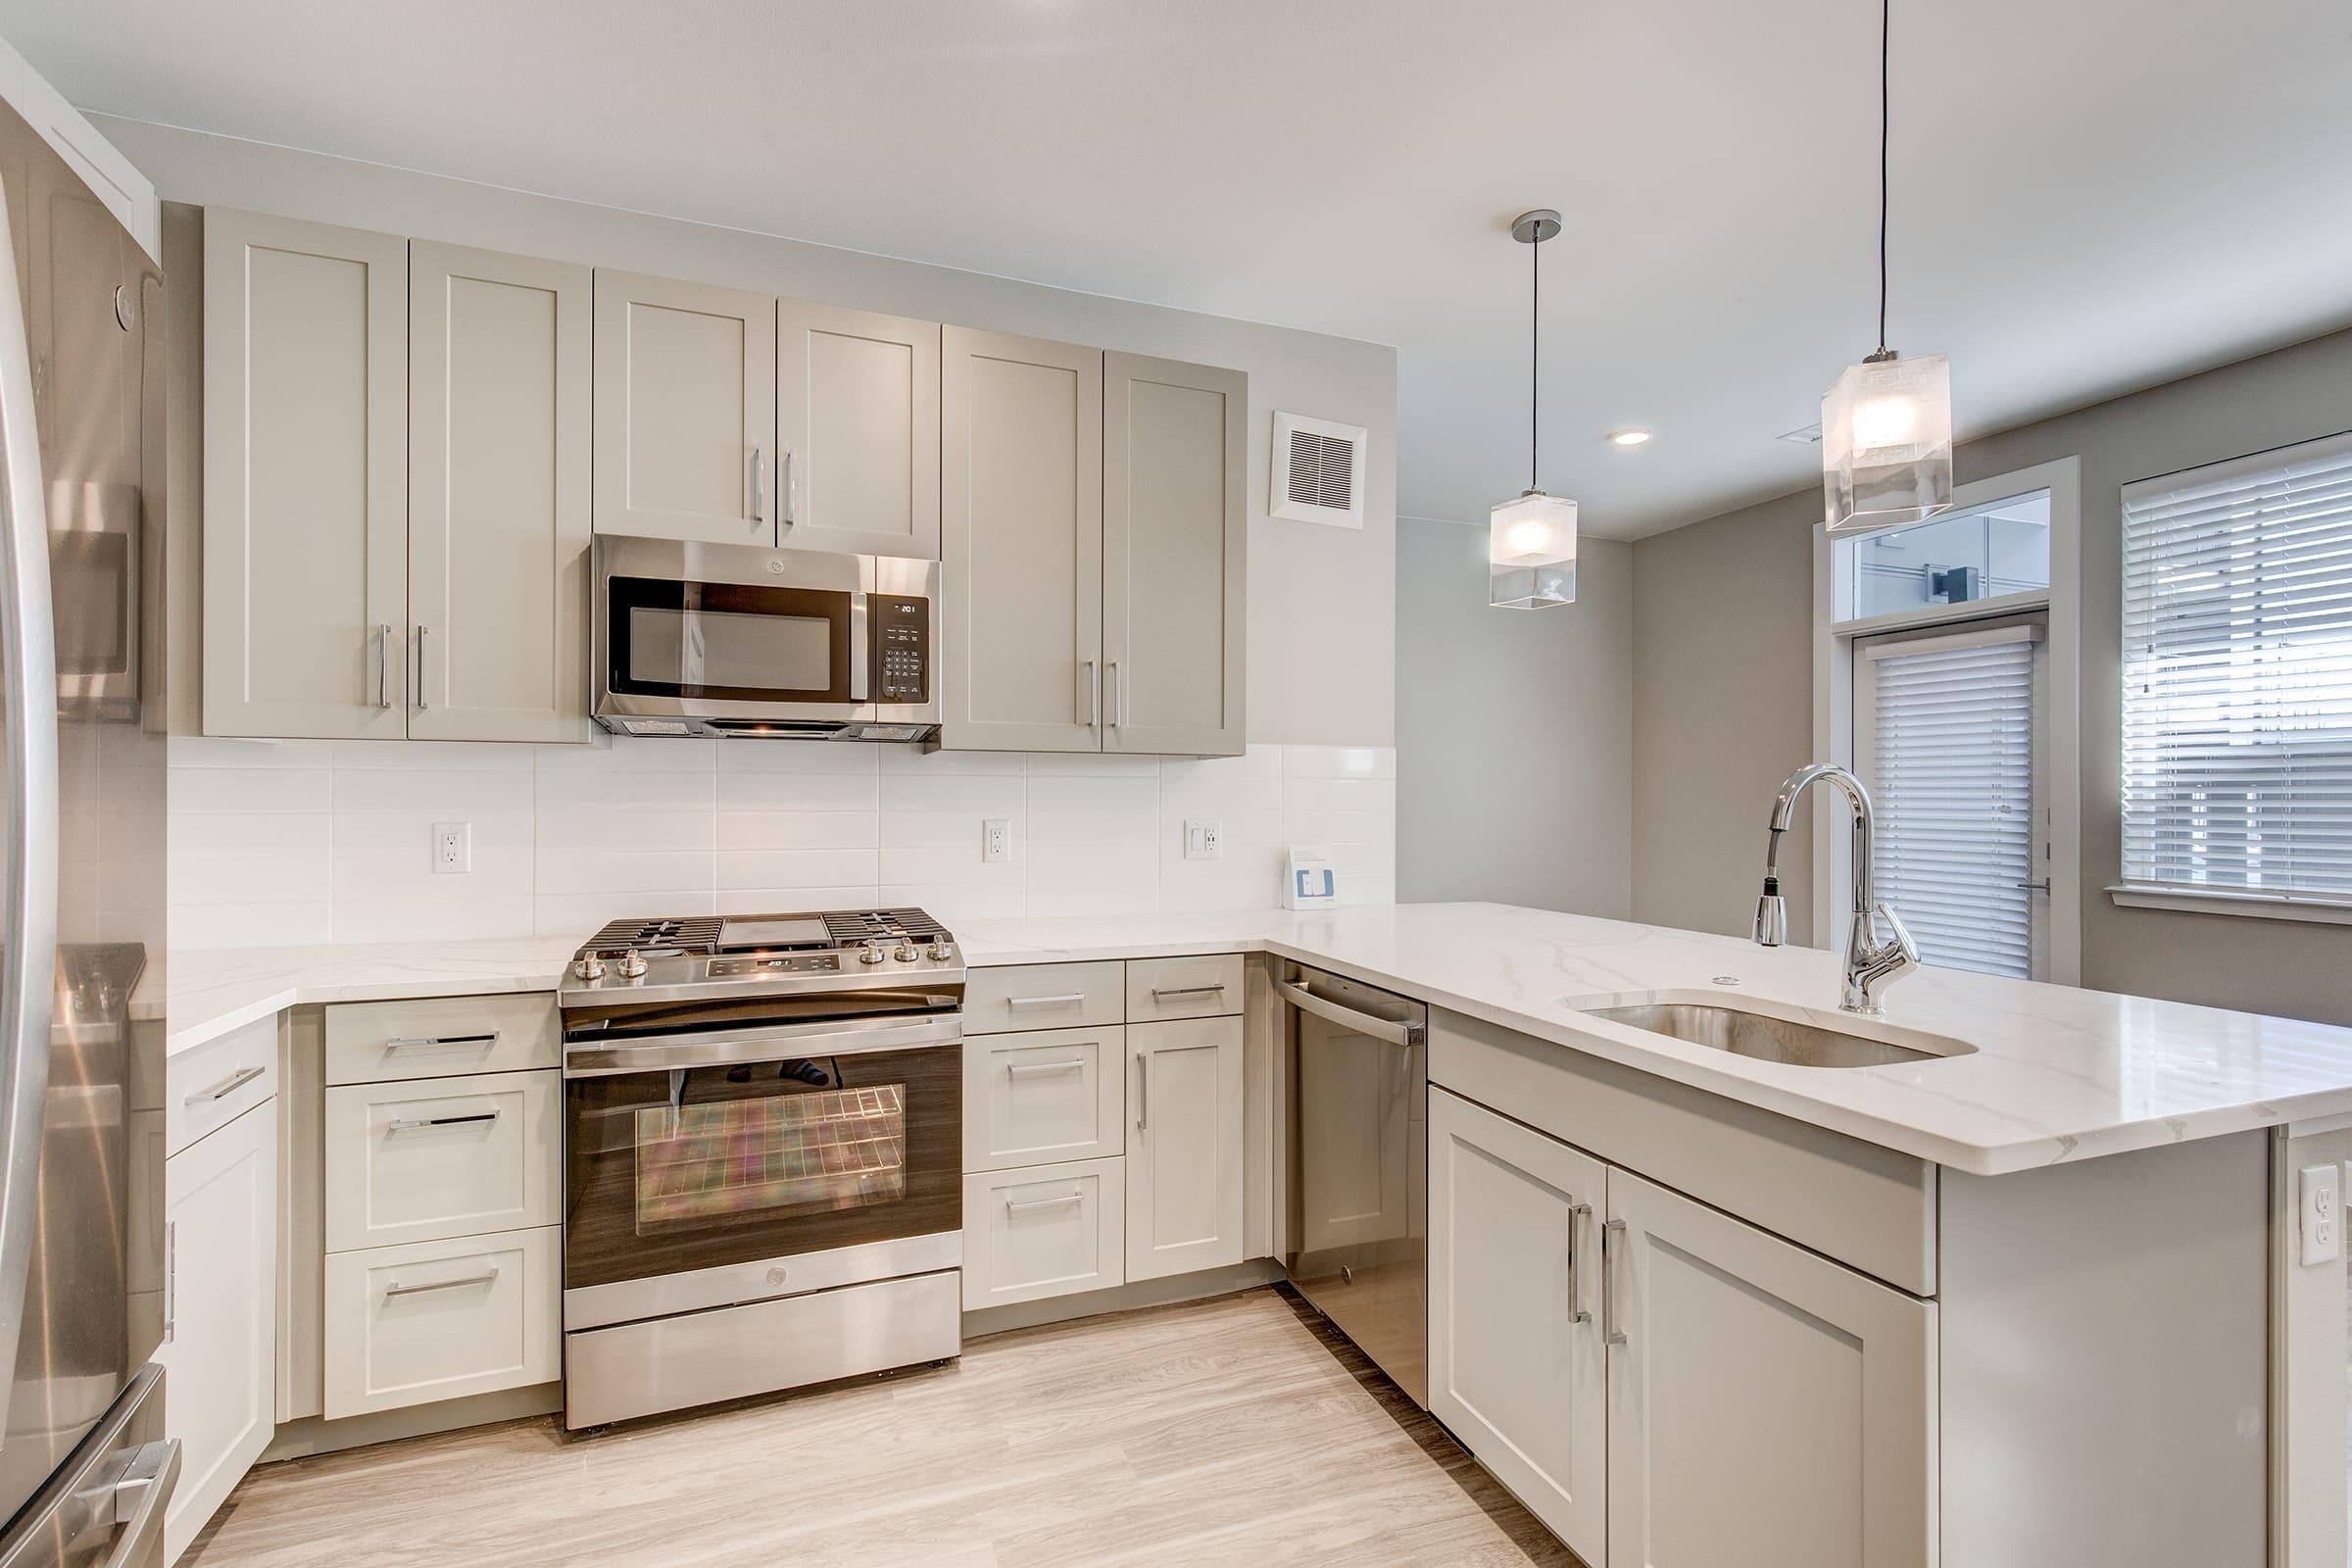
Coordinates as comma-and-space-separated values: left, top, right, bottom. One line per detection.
633, 1084, 906, 1231
564, 1044, 959, 1291
606, 575, 853, 703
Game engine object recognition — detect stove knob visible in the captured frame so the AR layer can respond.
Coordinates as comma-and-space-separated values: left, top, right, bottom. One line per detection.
925, 940, 952, 961
573, 953, 606, 982
859, 940, 886, 965
617, 949, 648, 980
893, 943, 918, 962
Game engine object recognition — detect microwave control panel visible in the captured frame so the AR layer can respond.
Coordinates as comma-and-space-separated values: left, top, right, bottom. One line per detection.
872, 595, 931, 705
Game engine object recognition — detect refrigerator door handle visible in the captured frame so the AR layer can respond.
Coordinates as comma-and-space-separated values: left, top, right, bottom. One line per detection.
104, 1438, 179, 1564
0, 185, 61, 1449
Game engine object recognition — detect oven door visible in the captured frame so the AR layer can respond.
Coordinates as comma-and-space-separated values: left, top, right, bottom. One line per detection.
563, 1022, 960, 1327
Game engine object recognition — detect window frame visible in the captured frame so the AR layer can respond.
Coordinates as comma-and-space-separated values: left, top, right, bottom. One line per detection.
1811, 456, 2083, 984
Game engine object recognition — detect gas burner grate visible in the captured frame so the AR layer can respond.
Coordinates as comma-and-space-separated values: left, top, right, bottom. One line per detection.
584, 915, 726, 955
822, 908, 950, 946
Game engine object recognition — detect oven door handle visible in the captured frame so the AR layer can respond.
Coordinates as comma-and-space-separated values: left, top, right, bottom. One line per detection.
562, 1012, 961, 1077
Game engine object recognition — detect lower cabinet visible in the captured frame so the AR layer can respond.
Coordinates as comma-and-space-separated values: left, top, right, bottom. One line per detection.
322, 1226, 562, 1417
1429, 1087, 1937, 1568
1126, 1017, 1244, 1282
962, 1157, 1127, 1308
158, 1099, 278, 1564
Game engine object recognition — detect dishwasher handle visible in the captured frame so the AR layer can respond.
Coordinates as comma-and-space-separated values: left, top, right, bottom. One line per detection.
1275, 974, 1425, 1047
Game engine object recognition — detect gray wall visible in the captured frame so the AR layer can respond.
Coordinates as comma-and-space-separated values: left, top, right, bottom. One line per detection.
1632, 324, 2352, 1025
1396, 518, 1632, 916
111, 116, 1397, 750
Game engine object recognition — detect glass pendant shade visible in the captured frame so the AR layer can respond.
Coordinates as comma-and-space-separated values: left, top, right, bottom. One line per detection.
1489, 489, 1578, 608
1821, 352, 1953, 533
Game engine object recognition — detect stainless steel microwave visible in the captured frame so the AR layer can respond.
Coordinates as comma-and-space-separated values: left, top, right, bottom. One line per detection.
592, 535, 942, 741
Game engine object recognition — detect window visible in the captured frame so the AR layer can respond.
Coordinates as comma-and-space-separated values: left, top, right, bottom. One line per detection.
1839, 489, 2052, 620
1855, 622, 2046, 979
2120, 431, 2352, 910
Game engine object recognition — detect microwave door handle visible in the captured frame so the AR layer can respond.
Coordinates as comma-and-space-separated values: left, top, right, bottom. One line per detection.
849, 592, 869, 703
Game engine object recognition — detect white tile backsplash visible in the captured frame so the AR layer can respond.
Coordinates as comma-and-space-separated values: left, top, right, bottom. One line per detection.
167, 734, 1396, 949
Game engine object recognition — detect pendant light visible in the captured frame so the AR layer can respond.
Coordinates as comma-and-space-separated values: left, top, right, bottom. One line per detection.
1491, 208, 1577, 609
1821, 0, 1952, 534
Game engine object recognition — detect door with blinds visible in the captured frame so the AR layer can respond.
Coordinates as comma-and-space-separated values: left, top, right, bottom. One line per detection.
1854, 617, 2050, 980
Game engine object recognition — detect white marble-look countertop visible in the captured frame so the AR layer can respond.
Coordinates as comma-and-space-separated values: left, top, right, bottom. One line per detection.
166, 902, 2352, 1176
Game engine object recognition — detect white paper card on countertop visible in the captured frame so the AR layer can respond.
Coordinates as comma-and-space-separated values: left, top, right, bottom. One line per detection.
1284, 846, 1337, 909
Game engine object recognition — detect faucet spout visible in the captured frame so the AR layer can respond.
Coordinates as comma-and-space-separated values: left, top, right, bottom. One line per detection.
1750, 763, 1919, 1015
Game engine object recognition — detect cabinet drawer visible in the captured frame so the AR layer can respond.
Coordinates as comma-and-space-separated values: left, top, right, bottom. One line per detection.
1126, 955, 1243, 1021
325, 993, 560, 1084
963, 1157, 1126, 1309
166, 1016, 277, 1158
324, 1070, 560, 1252
963, 962, 1124, 1035
963, 1027, 1126, 1172
322, 1225, 560, 1418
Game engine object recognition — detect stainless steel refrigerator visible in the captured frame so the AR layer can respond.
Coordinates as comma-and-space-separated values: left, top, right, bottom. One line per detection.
0, 50, 176, 1568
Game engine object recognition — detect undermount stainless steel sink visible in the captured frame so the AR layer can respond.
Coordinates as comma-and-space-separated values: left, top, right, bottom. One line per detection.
1583, 1002, 1951, 1068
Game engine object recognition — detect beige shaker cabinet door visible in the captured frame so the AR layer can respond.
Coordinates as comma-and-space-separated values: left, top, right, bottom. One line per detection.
156, 1100, 277, 1565
1102, 353, 1247, 757
592, 269, 775, 546
1604, 1165, 1936, 1568
1125, 1017, 1244, 1282
774, 299, 941, 560
202, 209, 408, 738
942, 326, 1103, 752
1426, 1088, 1606, 1563
410, 242, 592, 742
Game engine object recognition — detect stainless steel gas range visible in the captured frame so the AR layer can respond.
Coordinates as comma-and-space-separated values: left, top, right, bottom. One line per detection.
557, 908, 964, 1429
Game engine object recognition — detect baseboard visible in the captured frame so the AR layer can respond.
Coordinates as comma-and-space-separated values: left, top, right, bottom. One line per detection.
260, 1383, 562, 1461
961, 1257, 1287, 1339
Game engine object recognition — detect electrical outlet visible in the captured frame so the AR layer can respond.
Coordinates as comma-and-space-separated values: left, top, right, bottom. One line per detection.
982, 818, 1012, 864
2304, 1163, 2341, 1266
1184, 819, 1223, 860
432, 821, 471, 875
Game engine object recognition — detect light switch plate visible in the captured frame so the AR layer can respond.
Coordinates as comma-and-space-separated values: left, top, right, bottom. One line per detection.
2301, 1163, 2340, 1267
432, 821, 471, 875
1184, 819, 1223, 860
982, 818, 1012, 864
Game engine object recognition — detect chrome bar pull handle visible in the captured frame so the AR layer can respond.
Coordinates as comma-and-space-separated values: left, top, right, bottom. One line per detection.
376, 623, 393, 708
413, 624, 427, 711
781, 447, 796, 526
185, 1064, 266, 1105
385, 1111, 499, 1132
1004, 1192, 1084, 1213
1004, 1057, 1087, 1076
1135, 1054, 1149, 1132
1602, 1218, 1628, 1347
749, 447, 766, 525
1005, 993, 1086, 1010
1106, 661, 1121, 727
1567, 1201, 1592, 1325
1150, 983, 1226, 1001
384, 1033, 500, 1052
1078, 659, 1096, 726
384, 1270, 500, 1298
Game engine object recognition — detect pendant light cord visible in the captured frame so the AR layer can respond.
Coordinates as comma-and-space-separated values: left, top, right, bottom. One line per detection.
1877, 0, 1890, 356
1530, 220, 1540, 491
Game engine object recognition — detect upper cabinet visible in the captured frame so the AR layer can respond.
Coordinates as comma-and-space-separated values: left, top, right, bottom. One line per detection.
203, 210, 591, 742
942, 326, 1103, 753
591, 270, 775, 547
203, 209, 409, 738
943, 331, 1247, 757
1102, 352, 1246, 756
410, 242, 592, 743
775, 299, 942, 558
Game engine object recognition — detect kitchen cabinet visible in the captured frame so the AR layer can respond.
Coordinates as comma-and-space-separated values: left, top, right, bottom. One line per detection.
591, 269, 775, 546
323, 1069, 562, 1251
1604, 1166, 1934, 1568
943, 331, 1248, 757
1125, 1016, 1244, 1282
962, 1156, 1127, 1308
409, 241, 592, 742
1102, 352, 1246, 756
942, 326, 1103, 752
1427, 1087, 1605, 1562
157, 1098, 278, 1565
202, 209, 408, 738
963, 1026, 1129, 1171
775, 298, 942, 559
322, 1225, 562, 1418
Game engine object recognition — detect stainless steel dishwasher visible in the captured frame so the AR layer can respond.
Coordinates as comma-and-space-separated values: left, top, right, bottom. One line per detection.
1279, 963, 1430, 1406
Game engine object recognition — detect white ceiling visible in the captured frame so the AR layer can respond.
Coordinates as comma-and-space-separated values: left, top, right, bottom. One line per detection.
7, 0, 2351, 539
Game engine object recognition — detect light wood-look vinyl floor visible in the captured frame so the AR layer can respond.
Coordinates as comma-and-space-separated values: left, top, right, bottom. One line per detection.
185, 1285, 1582, 1567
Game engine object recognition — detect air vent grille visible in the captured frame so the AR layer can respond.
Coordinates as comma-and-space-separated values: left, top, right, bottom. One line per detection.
1288, 430, 1355, 511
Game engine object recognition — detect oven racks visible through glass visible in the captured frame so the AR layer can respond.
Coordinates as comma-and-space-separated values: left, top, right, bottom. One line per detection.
632, 1085, 907, 1230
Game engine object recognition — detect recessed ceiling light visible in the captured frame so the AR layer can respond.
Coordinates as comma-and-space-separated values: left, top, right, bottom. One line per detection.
1609, 429, 1653, 447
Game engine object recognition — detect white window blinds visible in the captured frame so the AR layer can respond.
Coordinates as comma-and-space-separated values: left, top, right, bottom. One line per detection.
1862, 629, 2039, 979
2121, 432, 2352, 904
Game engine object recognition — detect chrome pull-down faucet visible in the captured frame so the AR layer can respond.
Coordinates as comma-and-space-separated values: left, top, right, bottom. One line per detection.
1753, 762, 1919, 1015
